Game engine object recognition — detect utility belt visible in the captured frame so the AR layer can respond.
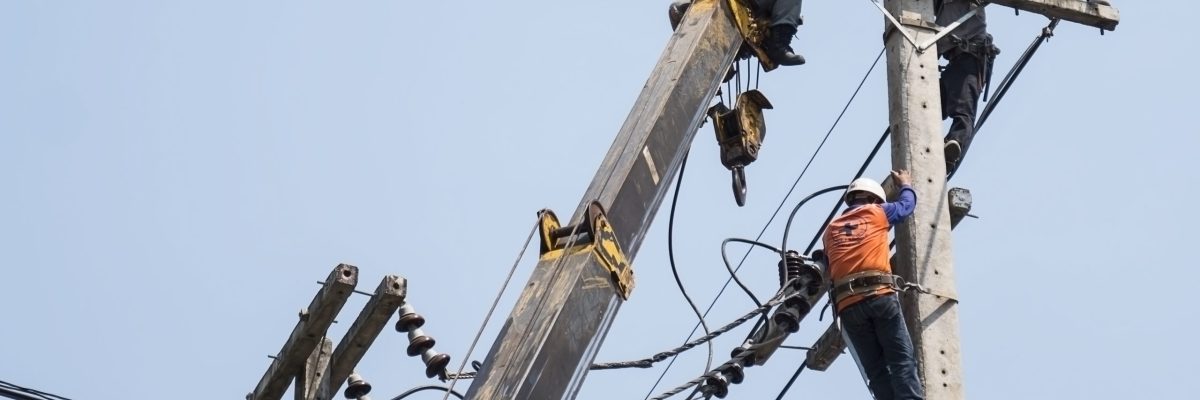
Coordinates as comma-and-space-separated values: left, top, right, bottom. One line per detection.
947, 33, 1000, 100
830, 270, 896, 306
948, 33, 1000, 60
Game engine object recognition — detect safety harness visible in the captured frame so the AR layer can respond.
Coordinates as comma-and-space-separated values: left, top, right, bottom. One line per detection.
830, 270, 895, 308
946, 33, 1001, 101
820, 269, 946, 322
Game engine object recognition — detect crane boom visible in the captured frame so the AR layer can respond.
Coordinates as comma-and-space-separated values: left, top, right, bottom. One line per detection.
464, 0, 747, 398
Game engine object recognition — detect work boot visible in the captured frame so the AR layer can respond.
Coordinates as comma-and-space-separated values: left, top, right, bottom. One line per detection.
765, 25, 806, 66
669, 0, 691, 30
944, 139, 962, 173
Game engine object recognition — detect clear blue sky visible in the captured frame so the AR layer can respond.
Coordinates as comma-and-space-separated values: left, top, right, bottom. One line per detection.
1, 1, 1194, 399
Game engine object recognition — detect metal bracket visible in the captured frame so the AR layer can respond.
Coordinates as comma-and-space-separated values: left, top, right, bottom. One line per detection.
920, 7, 980, 52
535, 203, 635, 299
586, 202, 635, 300
872, 0, 979, 53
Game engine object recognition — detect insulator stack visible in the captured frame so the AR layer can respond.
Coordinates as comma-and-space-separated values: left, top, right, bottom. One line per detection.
394, 303, 451, 378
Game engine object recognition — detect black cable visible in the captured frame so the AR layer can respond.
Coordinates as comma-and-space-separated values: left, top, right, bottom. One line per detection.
974, 19, 1059, 134
776, 21, 1062, 400
642, 47, 886, 399
742, 184, 851, 343
0, 380, 70, 400
773, 361, 808, 400
719, 238, 783, 307
803, 127, 891, 254
668, 152, 714, 373
780, 185, 852, 255
391, 385, 465, 400
948, 19, 1058, 180
592, 291, 796, 371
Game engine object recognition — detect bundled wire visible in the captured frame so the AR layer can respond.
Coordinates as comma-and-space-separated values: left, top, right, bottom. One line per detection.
0, 379, 71, 400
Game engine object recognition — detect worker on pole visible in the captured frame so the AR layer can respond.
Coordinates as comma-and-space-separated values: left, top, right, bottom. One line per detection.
936, 0, 998, 174
822, 171, 924, 400
669, 0, 806, 65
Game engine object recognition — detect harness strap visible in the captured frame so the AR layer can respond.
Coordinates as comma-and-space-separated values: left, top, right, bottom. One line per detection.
830, 270, 895, 305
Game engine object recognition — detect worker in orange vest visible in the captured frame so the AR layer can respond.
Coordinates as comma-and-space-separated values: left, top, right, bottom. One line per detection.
822, 170, 923, 400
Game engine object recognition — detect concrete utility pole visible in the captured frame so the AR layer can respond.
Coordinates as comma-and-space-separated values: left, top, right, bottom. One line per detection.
877, 1, 1119, 398
881, 0, 964, 397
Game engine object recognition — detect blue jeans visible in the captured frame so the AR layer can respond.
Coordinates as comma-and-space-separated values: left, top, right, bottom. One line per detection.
840, 293, 925, 400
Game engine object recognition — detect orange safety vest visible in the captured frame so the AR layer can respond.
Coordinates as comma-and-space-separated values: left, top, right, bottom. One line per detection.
822, 204, 895, 312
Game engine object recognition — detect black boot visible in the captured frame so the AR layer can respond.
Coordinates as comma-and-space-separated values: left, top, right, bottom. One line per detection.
669, 1, 690, 30
944, 139, 962, 174
765, 25, 805, 66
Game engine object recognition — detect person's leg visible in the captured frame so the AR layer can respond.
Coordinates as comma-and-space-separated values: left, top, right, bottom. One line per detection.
668, 0, 692, 30
841, 300, 896, 400
940, 53, 982, 172
751, 0, 804, 65
768, 0, 803, 28
870, 294, 925, 400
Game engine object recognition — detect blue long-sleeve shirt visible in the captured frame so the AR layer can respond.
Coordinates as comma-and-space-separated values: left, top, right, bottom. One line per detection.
882, 185, 917, 225
846, 185, 917, 226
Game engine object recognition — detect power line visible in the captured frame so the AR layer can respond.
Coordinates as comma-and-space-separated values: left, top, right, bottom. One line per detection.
719, 238, 783, 307
666, 151, 715, 373
0, 380, 71, 400
392, 385, 464, 400
642, 46, 886, 399
775, 20, 1064, 400
441, 221, 539, 399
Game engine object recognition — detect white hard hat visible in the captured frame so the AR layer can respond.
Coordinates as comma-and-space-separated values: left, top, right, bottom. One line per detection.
845, 178, 885, 204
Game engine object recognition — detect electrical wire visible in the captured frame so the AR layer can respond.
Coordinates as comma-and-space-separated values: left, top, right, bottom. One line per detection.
719, 238, 783, 307
591, 288, 799, 371
392, 385, 465, 400
441, 221, 540, 399
780, 185, 852, 255
773, 361, 808, 400
776, 20, 1062, 400
667, 152, 715, 374
803, 128, 891, 254
643, 46, 886, 399
0, 380, 71, 400
954, 18, 1060, 179
647, 283, 803, 400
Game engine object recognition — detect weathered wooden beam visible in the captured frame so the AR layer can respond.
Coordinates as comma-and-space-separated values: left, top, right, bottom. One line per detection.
464, 0, 744, 398
294, 337, 333, 400
316, 275, 408, 400
249, 264, 358, 400
987, 0, 1120, 31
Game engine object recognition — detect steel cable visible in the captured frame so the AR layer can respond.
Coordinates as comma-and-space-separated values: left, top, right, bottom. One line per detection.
441, 221, 540, 399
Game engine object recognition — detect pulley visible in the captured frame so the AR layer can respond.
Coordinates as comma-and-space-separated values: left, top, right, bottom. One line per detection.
708, 89, 773, 207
